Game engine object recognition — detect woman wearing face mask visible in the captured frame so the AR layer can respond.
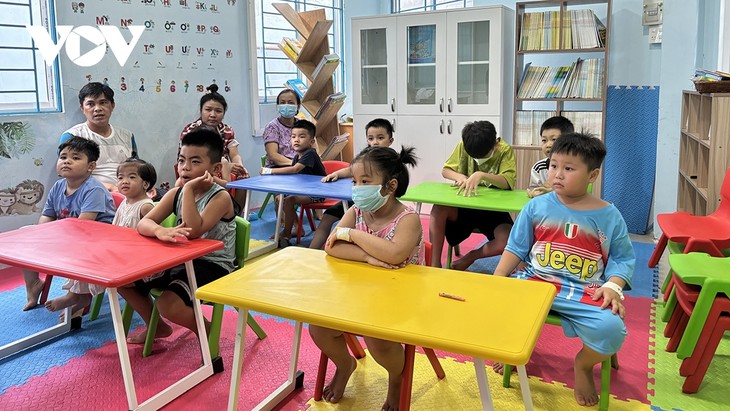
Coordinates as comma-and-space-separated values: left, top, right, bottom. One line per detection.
312, 145, 422, 410
263, 89, 301, 167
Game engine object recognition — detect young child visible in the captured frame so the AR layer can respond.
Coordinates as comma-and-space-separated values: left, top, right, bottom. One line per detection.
309, 118, 395, 250
23, 137, 116, 311
493, 133, 635, 407
429, 120, 516, 270
311, 145, 421, 410
60, 82, 137, 191
120, 126, 236, 344
527, 116, 574, 198
260, 119, 326, 248
44, 158, 157, 315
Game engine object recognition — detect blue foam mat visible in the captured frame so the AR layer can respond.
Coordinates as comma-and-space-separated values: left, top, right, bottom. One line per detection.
0, 283, 144, 394
604, 85, 660, 234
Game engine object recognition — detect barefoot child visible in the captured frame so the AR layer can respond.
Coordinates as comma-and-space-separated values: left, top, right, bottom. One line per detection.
259, 119, 326, 248
45, 158, 156, 315
311, 146, 420, 410
493, 133, 635, 407
121, 126, 236, 345
23, 137, 116, 310
309, 118, 395, 250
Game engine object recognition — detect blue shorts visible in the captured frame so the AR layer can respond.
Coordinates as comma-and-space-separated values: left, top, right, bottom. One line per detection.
514, 270, 626, 355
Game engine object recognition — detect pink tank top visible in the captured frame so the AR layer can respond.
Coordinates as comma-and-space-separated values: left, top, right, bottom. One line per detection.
353, 206, 425, 266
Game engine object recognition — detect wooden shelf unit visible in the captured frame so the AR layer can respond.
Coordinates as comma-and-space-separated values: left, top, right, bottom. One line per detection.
511, 0, 611, 193
274, 3, 342, 155
677, 90, 730, 215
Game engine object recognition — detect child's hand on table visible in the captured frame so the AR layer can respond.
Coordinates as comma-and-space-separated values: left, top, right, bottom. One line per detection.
456, 173, 482, 197
365, 255, 402, 269
155, 223, 192, 243
322, 172, 338, 182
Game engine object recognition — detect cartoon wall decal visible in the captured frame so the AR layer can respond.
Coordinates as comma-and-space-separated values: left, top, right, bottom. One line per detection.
139, 77, 145, 92
224, 80, 230, 92
120, 76, 127, 91
0, 188, 16, 216
0, 122, 35, 159
33, 158, 43, 166
72, 2, 79, 13
8, 180, 44, 215
79, 2, 85, 13
184, 80, 189, 92
155, 79, 162, 92
170, 80, 176, 92
85, 74, 92, 82
103, 77, 109, 86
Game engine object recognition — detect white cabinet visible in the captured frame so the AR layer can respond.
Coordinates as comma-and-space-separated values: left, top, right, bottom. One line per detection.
352, 6, 514, 185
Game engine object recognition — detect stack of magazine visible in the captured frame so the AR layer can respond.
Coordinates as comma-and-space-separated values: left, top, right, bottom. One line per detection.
278, 37, 303, 60
314, 92, 346, 119
517, 58, 604, 99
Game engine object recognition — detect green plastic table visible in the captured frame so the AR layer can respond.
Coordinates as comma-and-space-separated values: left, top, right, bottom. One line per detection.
401, 182, 531, 213
667, 252, 730, 358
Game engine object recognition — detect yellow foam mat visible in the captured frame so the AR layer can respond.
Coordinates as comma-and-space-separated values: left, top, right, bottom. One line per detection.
305, 350, 650, 410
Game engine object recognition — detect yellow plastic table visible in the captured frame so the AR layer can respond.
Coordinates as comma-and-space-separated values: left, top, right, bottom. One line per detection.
196, 247, 556, 411
401, 181, 531, 213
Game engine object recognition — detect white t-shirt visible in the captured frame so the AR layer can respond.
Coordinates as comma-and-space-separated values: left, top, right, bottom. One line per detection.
60, 123, 137, 186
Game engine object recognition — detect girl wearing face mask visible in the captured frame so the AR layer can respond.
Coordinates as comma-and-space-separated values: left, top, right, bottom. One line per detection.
312, 145, 420, 410
263, 89, 301, 167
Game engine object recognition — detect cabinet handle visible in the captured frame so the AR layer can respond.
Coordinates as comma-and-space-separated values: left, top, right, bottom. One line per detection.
447, 98, 453, 113
439, 98, 444, 113
392, 118, 396, 131
447, 120, 452, 134
391, 98, 395, 112
439, 120, 444, 134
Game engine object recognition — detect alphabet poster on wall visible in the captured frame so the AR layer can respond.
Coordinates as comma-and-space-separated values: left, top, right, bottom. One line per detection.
60, 0, 238, 96
54, 0, 249, 187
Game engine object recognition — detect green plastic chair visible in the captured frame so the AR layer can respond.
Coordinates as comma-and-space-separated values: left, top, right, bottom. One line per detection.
139, 215, 267, 359
502, 312, 618, 411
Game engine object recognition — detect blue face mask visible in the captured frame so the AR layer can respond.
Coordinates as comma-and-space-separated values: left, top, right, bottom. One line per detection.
352, 184, 388, 212
277, 104, 298, 119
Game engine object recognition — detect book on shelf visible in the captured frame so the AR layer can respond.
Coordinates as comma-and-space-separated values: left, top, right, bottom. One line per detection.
319, 132, 350, 161
519, 9, 605, 51
278, 37, 303, 60
517, 58, 603, 99
285, 78, 308, 99
514, 110, 602, 146
514, 110, 556, 146
313, 92, 347, 119
693, 68, 730, 82
312, 53, 340, 79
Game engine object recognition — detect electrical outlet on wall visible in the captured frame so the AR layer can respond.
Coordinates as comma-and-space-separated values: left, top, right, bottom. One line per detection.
649, 25, 662, 44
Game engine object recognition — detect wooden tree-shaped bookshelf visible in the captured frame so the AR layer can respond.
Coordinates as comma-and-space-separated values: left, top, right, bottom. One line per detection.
274, 3, 344, 155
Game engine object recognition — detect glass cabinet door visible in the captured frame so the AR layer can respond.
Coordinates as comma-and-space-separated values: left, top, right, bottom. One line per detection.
397, 13, 446, 115
352, 17, 397, 116
446, 8, 505, 116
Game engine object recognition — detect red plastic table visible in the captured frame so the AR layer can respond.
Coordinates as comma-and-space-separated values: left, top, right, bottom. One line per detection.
0, 218, 223, 410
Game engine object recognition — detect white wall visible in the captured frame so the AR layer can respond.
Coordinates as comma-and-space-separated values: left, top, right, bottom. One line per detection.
0, 2, 256, 232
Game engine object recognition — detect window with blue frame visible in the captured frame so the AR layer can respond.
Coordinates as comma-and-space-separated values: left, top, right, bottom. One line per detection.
254, 0, 343, 103
393, 0, 473, 14
0, 0, 62, 115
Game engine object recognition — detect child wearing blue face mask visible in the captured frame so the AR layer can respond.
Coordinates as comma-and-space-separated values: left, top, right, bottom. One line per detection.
311, 145, 420, 410
263, 89, 301, 168
429, 120, 517, 270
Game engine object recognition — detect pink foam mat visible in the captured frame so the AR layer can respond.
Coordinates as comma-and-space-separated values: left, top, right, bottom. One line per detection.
1, 297, 652, 410
0, 310, 333, 410
0, 267, 24, 293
